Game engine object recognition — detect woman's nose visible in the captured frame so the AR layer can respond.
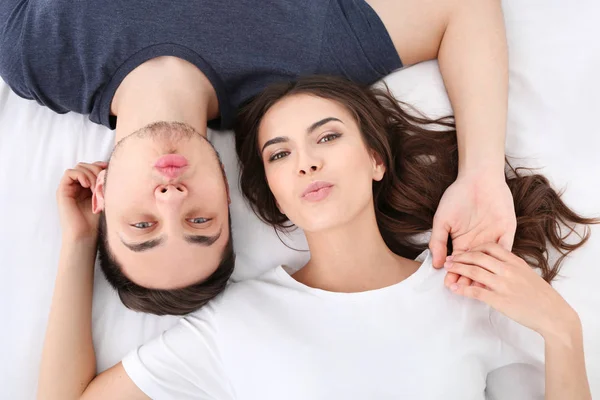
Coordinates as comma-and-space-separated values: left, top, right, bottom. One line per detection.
298, 150, 323, 175
298, 164, 320, 175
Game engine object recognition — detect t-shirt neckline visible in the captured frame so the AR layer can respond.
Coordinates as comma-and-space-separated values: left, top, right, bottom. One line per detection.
96, 43, 232, 130
275, 250, 433, 299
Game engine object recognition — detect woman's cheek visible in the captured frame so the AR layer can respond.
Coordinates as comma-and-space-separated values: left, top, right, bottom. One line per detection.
266, 169, 288, 203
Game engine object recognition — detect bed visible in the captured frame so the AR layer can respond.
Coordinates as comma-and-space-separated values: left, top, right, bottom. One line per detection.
1, 1, 599, 398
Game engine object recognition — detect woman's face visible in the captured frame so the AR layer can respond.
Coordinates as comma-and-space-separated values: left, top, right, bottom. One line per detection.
258, 94, 385, 233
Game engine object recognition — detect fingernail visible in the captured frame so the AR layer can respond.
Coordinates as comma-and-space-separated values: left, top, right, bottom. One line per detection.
450, 283, 459, 291
446, 255, 453, 261
444, 261, 453, 269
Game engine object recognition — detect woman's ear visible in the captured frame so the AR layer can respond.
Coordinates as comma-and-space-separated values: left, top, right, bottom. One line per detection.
222, 163, 231, 204
371, 151, 386, 182
92, 170, 106, 214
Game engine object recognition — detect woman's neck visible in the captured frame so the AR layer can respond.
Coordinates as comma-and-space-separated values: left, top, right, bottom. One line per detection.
294, 203, 420, 292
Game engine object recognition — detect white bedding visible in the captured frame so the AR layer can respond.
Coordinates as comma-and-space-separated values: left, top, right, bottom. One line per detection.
1, 1, 599, 398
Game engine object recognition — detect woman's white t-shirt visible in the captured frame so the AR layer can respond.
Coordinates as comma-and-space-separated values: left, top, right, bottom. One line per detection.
122, 251, 545, 399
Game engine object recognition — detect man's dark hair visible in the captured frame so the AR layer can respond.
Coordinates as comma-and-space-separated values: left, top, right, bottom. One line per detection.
97, 212, 235, 316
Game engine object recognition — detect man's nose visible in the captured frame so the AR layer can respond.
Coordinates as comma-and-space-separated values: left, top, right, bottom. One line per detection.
155, 184, 188, 207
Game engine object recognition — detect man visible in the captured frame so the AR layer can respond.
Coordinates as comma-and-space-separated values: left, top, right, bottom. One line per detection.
0, 0, 516, 315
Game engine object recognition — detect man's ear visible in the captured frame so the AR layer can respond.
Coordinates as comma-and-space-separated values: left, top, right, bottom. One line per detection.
371, 151, 386, 182
92, 170, 106, 214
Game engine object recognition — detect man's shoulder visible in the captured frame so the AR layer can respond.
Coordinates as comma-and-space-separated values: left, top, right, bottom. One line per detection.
0, 0, 28, 98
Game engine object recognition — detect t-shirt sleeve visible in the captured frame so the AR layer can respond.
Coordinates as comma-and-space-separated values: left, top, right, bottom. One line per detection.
485, 309, 545, 400
122, 315, 235, 400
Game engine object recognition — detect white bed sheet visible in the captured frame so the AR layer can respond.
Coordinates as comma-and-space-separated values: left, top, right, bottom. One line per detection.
1, 1, 599, 398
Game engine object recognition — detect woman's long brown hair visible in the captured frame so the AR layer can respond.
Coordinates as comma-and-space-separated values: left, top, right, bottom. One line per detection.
235, 76, 597, 282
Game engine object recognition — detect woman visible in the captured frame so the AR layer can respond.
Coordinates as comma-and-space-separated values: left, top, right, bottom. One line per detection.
39, 76, 595, 399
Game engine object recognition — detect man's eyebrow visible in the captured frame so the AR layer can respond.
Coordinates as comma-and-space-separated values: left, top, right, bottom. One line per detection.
260, 117, 343, 154
184, 229, 222, 246
121, 237, 164, 252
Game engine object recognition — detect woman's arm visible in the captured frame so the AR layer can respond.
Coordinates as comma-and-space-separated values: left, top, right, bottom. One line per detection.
368, 0, 516, 270
543, 318, 590, 399
39, 238, 146, 400
38, 238, 97, 399
38, 163, 148, 400
447, 243, 592, 399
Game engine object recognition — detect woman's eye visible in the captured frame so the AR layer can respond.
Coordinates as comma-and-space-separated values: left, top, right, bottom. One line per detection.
269, 151, 290, 162
188, 217, 210, 224
318, 133, 341, 144
131, 222, 155, 229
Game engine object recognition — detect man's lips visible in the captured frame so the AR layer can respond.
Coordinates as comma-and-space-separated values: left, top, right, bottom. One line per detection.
154, 154, 188, 168
301, 181, 334, 202
154, 155, 188, 179
156, 166, 187, 179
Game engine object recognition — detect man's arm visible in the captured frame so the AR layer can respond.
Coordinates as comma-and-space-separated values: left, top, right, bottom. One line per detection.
370, 0, 507, 175
438, 0, 508, 177
368, 0, 515, 270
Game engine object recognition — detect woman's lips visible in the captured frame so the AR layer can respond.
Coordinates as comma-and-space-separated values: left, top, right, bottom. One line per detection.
302, 181, 334, 202
154, 155, 188, 179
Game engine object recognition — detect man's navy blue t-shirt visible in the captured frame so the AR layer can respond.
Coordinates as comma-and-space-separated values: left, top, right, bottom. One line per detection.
0, 0, 401, 130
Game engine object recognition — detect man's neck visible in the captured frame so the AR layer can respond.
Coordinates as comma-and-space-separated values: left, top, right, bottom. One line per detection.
295, 203, 420, 292
111, 57, 219, 143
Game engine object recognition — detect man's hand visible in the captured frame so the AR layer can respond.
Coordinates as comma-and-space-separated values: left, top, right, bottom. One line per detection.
429, 172, 516, 286
56, 161, 107, 242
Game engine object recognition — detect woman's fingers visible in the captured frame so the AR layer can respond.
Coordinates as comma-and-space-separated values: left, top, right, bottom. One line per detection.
77, 162, 103, 176
76, 169, 95, 188
446, 262, 498, 289
64, 168, 90, 187
75, 162, 106, 189
452, 284, 500, 310
444, 271, 460, 287
85, 161, 108, 175
447, 250, 505, 276
469, 242, 514, 263
456, 274, 473, 288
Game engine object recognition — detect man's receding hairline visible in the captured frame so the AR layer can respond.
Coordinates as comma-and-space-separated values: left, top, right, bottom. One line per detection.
105, 120, 222, 184
113, 120, 210, 150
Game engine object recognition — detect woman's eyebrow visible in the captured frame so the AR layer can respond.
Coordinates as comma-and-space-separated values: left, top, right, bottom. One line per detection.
261, 117, 343, 154
261, 136, 289, 153
306, 117, 342, 134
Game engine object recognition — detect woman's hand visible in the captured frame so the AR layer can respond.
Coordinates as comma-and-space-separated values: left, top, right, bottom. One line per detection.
444, 243, 580, 339
56, 161, 107, 242
429, 172, 517, 287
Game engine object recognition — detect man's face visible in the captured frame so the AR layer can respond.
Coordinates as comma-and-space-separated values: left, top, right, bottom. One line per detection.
93, 123, 231, 289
